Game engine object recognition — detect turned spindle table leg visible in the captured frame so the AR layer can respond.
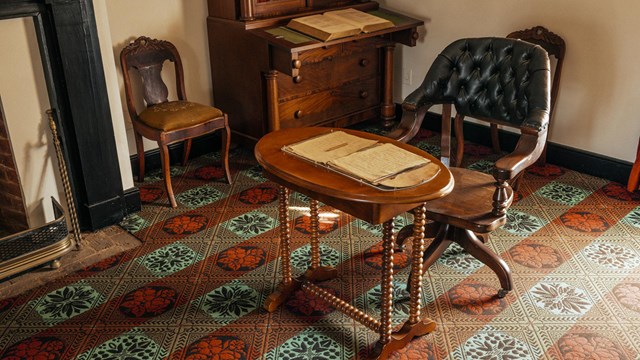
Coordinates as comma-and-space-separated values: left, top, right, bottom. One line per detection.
375, 220, 396, 353
304, 199, 338, 281
263, 186, 299, 312
372, 205, 436, 359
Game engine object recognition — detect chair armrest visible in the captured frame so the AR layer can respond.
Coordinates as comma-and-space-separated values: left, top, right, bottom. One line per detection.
386, 103, 429, 143
493, 128, 547, 182
386, 85, 434, 143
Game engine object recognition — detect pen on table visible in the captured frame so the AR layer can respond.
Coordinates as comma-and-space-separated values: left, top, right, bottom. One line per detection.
324, 142, 348, 152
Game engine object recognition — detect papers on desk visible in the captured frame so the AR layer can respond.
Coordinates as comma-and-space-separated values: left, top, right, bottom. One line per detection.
282, 131, 440, 190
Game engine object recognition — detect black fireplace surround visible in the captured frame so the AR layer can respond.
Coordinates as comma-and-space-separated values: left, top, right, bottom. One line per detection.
0, 0, 140, 231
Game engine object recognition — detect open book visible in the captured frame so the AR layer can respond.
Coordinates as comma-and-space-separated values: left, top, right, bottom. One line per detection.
287, 8, 395, 41
282, 131, 440, 190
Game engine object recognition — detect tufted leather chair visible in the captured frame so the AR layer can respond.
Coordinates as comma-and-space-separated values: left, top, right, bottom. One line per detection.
121, 36, 232, 208
389, 38, 551, 297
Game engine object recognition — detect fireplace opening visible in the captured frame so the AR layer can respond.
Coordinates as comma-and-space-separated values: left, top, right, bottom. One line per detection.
0, 99, 29, 236
0, 16, 65, 235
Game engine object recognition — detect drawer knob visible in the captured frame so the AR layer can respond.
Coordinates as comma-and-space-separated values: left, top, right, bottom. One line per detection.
359, 91, 369, 99
294, 110, 303, 119
293, 76, 302, 84
360, 59, 370, 67
292, 60, 302, 69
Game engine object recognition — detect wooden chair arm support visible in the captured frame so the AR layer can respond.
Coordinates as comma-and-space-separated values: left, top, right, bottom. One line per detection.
386, 103, 430, 143
493, 129, 547, 181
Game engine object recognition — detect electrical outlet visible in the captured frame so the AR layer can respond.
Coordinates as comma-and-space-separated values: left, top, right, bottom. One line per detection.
402, 68, 413, 85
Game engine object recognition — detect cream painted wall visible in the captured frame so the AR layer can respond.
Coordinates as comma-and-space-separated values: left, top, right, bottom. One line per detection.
0, 17, 63, 226
102, 0, 212, 156
379, 0, 640, 162
94, 1, 134, 190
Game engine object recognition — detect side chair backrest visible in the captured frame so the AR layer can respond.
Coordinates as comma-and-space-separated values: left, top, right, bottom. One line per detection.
120, 36, 187, 113
411, 37, 551, 133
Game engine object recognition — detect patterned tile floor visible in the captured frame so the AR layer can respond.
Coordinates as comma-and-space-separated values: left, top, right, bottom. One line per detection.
1, 126, 640, 359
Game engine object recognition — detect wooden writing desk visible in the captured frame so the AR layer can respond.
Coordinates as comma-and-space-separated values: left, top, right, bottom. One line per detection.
207, 1, 424, 146
255, 127, 453, 359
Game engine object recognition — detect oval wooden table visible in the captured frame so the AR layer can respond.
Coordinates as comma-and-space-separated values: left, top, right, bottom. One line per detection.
255, 127, 454, 359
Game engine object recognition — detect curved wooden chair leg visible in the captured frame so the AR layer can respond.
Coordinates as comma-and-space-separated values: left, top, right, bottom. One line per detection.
221, 121, 232, 184
395, 220, 439, 250
134, 131, 145, 182
182, 139, 192, 166
490, 123, 501, 154
407, 224, 452, 293
159, 143, 177, 208
457, 229, 512, 297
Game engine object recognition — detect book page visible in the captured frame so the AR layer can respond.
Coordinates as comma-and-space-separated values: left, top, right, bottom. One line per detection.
378, 162, 440, 188
324, 8, 394, 33
283, 131, 378, 164
328, 143, 430, 184
287, 14, 361, 41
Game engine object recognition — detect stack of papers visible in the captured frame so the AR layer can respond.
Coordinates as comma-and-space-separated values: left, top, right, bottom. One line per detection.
282, 131, 440, 189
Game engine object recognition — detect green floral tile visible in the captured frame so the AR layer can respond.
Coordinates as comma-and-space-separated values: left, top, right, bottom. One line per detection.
291, 244, 342, 270
243, 165, 267, 182
199, 282, 259, 324
34, 284, 103, 322
119, 213, 149, 233
292, 191, 324, 207
438, 243, 484, 272
140, 242, 201, 277
224, 211, 277, 239
355, 216, 409, 237
77, 330, 166, 360
530, 282, 593, 316
414, 141, 441, 158
457, 330, 533, 360
362, 281, 412, 325
536, 182, 591, 205
468, 160, 495, 174
176, 185, 223, 208
144, 166, 184, 182
504, 210, 546, 236
269, 331, 344, 360
582, 243, 640, 270
623, 206, 640, 228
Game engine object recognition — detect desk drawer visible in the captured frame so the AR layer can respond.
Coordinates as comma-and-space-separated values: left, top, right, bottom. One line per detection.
278, 48, 379, 101
279, 77, 379, 128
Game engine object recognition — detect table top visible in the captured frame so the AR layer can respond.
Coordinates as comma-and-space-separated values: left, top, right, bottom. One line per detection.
255, 127, 453, 224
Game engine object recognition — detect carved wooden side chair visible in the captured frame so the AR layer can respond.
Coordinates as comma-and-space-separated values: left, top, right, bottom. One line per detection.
120, 36, 232, 208
389, 38, 551, 297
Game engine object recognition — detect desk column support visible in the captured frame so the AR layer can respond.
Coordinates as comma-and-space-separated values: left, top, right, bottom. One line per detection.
381, 44, 396, 129
265, 70, 280, 132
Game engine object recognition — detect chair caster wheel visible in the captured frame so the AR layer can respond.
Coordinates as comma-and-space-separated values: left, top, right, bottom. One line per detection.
497, 289, 509, 298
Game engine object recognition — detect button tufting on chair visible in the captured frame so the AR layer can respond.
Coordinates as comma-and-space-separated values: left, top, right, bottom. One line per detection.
387, 37, 551, 297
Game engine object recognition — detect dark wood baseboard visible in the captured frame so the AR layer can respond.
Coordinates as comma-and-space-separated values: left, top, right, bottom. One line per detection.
123, 187, 141, 215
129, 110, 632, 187
420, 111, 632, 185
